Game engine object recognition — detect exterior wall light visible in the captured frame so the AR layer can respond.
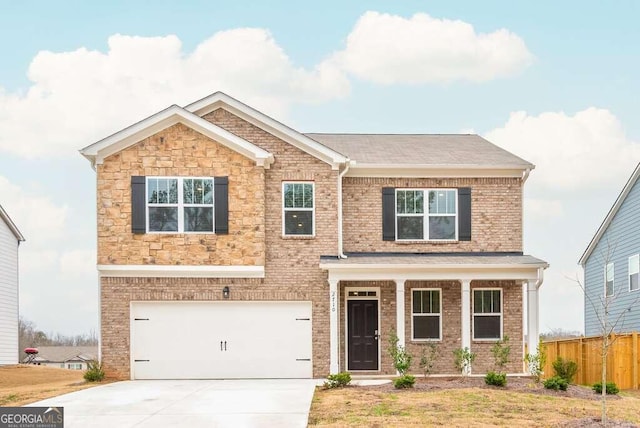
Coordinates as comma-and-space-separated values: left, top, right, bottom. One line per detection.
223, 286, 230, 299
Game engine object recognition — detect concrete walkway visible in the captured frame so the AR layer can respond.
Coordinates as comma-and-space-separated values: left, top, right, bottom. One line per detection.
28, 379, 317, 428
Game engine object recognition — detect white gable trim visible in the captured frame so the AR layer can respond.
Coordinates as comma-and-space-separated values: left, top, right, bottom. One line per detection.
80, 105, 274, 169
98, 264, 265, 278
0, 205, 25, 242
185, 92, 348, 170
579, 162, 640, 266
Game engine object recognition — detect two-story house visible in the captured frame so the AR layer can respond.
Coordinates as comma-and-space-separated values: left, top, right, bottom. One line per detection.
580, 163, 640, 335
80, 92, 547, 380
0, 204, 25, 365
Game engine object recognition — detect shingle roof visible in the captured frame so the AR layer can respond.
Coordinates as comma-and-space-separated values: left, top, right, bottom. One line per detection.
304, 134, 533, 168
24, 346, 97, 363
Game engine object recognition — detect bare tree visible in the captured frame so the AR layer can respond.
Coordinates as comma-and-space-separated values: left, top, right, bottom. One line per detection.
574, 239, 640, 426
18, 317, 98, 361
540, 328, 582, 340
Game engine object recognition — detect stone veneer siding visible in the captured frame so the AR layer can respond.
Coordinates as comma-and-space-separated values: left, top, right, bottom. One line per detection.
342, 177, 523, 253
98, 108, 339, 379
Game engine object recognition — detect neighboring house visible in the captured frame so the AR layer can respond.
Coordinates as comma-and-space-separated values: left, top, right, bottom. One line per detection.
80, 92, 547, 380
24, 346, 97, 370
580, 163, 640, 335
0, 205, 25, 365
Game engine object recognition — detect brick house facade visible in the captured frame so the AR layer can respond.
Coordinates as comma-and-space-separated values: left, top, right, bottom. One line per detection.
81, 92, 547, 380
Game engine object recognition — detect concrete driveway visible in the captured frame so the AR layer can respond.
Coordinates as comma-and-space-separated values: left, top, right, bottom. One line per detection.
28, 379, 317, 428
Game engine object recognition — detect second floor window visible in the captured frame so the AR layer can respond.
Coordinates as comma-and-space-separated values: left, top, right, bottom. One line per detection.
283, 182, 314, 236
629, 255, 639, 292
605, 262, 614, 297
147, 177, 214, 233
396, 189, 457, 240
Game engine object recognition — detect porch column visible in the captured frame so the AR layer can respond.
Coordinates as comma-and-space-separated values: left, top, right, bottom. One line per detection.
329, 278, 340, 374
526, 280, 540, 362
461, 280, 471, 373
395, 279, 406, 349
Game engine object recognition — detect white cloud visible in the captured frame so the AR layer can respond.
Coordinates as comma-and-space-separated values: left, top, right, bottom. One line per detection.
525, 198, 564, 221
59, 249, 96, 278
0, 30, 350, 158
486, 108, 640, 191
0, 175, 68, 242
326, 11, 533, 85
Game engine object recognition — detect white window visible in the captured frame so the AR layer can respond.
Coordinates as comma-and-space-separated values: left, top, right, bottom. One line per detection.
605, 262, 614, 297
67, 363, 83, 370
629, 255, 639, 292
472, 289, 502, 340
412, 289, 441, 340
283, 182, 314, 236
396, 189, 457, 241
146, 177, 214, 233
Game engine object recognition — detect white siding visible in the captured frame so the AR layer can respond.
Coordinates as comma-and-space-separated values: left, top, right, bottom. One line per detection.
0, 218, 19, 365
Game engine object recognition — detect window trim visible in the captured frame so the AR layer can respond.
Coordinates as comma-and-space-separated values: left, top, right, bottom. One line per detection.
605, 262, 614, 297
472, 288, 503, 341
629, 255, 639, 292
146, 176, 215, 234
411, 288, 442, 341
395, 188, 458, 242
282, 181, 315, 237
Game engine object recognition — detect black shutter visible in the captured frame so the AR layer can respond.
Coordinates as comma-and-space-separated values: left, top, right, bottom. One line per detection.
382, 187, 396, 241
458, 187, 472, 241
215, 177, 229, 234
131, 176, 146, 234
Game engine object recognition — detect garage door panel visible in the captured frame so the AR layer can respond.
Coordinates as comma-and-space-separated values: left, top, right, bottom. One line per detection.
131, 301, 312, 379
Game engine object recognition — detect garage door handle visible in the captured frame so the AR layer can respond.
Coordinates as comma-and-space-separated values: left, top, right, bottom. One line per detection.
220, 341, 223, 351
224, 341, 227, 351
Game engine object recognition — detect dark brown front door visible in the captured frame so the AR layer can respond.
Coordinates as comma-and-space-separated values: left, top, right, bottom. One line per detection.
347, 300, 379, 370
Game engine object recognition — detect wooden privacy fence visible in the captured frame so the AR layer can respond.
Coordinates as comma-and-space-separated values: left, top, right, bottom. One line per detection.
542, 332, 639, 390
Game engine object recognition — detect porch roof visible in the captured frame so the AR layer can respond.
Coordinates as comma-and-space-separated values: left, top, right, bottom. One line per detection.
319, 252, 548, 283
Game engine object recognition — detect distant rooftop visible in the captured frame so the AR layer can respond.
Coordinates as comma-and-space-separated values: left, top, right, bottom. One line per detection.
305, 133, 533, 168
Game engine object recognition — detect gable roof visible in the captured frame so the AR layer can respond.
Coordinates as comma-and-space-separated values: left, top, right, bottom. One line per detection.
0, 204, 25, 242
80, 104, 274, 169
306, 133, 534, 178
579, 162, 640, 266
185, 92, 348, 169
24, 346, 97, 363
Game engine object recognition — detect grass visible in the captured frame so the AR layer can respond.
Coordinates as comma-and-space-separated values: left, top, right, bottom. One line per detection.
309, 386, 640, 426
0, 364, 109, 406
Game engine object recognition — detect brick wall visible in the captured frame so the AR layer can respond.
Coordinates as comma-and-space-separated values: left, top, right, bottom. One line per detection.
342, 177, 523, 253
98, 109, 339, 379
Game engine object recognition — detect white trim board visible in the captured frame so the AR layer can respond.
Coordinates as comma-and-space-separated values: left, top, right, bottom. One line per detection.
185, 92, 348, 169
98, 265, 265, 278
80, 105, 274, 169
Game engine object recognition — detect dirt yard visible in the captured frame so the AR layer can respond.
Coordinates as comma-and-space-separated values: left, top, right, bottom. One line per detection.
0, 364, 107, 406
309, 377, 640, 427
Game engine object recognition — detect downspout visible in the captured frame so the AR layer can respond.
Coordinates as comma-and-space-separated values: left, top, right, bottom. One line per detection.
337, 159, 351, 259
521, 168, 530, 250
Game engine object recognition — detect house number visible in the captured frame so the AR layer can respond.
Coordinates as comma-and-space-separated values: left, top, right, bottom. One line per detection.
330, 290, 337, 313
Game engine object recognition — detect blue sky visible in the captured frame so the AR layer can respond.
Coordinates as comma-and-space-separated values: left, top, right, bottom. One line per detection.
1, 1, 639, 335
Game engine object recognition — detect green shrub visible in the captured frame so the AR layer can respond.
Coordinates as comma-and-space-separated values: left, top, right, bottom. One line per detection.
453, 347, 476, 375
393, 374, 416, 389
592, 381, 619, 395
323, 372, 351, 389
387, 331, 412, 375
524, 340, 547, 382
83, 360, 105, 382
484, 371, 507, 387
543, 375, 568, 391
552, 357, 578, 383
419, 343, 438, 377
491, 336, 511, 371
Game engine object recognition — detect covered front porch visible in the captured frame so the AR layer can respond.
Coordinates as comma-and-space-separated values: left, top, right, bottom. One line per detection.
319, 253, 548, 375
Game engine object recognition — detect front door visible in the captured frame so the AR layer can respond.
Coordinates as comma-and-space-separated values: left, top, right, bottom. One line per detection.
347, 300, 379, 370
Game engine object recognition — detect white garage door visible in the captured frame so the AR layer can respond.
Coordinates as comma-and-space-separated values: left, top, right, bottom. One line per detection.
130, 301, 312, 379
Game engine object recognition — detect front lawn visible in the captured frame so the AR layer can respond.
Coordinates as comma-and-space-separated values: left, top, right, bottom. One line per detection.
309, 377, 640, 427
